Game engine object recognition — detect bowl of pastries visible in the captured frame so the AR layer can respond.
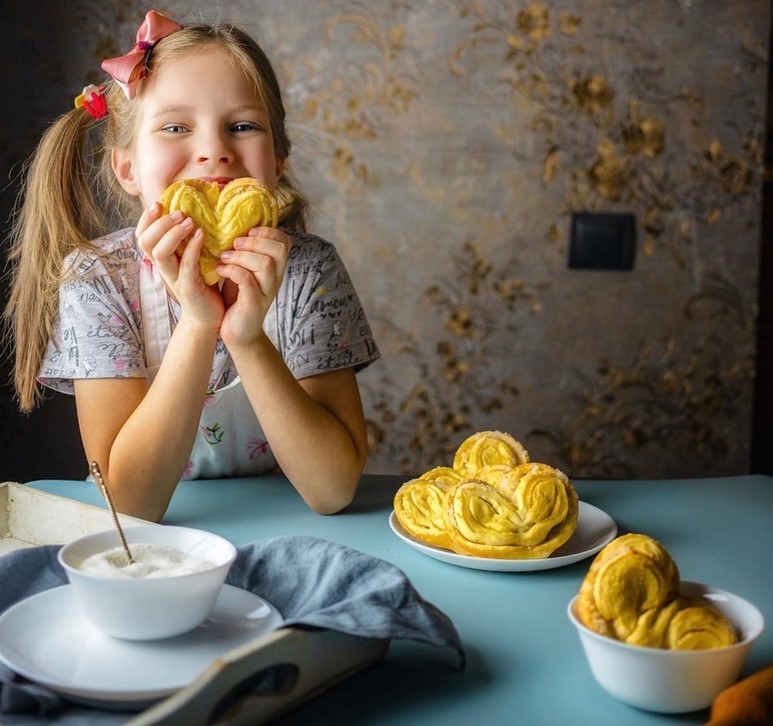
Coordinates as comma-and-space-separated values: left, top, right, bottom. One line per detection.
567, 533, 765, 713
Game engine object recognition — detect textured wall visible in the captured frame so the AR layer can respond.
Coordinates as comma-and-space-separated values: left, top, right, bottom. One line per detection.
0, 0, 769, 481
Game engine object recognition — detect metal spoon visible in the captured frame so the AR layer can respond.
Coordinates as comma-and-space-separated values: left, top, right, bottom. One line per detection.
90, 461, 135, 565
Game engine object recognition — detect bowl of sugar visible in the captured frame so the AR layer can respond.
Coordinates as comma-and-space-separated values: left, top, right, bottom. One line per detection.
58, 525, 237, 640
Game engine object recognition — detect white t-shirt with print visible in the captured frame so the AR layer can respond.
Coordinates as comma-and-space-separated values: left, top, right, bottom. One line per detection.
40, 227, 380, 479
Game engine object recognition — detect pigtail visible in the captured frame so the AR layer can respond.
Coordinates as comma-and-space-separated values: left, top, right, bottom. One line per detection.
277, 175, 309, 232
5, 21, 314, 412
4, 106, 105, 411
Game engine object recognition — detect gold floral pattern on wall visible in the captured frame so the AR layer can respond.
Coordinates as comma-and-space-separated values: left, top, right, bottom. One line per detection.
349, 0, 766, 478
364, 238, 547, 470
4, 0, 766, 481
532, 274, 756, 478
286, 9, 418, 194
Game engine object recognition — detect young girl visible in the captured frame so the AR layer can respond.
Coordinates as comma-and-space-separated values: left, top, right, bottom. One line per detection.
4, 10, 380, 521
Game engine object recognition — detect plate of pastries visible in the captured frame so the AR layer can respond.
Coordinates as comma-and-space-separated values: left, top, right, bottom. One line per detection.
390, 430, 617, 571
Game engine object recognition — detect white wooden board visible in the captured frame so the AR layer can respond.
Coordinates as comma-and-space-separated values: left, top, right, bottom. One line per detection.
0, 481, 151, 554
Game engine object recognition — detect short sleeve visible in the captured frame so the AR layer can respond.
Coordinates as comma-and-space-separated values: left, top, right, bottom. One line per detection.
38, 230, 148, 394
274, 232, 380, 379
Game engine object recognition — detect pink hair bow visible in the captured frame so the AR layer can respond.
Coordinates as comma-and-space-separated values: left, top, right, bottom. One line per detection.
101, 10, 182, 100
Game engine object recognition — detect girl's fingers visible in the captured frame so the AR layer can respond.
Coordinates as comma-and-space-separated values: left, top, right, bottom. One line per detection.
216, 229, 292, 344
217, 253, 279, 298
236, 227, 292, 258
177, 228, 205, 274
217, 265, 267, 323
137, 211, 193, 261
135, 202, 162, 238
219, 228, 291, 285
244, 226, 293, 250
216, 263, 257, 289
135, 209, 152, 239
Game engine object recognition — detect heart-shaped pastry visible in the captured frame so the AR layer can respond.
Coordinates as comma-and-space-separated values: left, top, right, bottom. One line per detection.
160, 178, 280, 285
577, 533, 737, 649
393, 427, 578, 560
442, 463, 578, 559
393, 476, 454, 549
452, 430, 530, 474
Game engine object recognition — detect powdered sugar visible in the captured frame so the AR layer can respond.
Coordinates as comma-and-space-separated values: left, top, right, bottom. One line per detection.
78, 543, 215, 579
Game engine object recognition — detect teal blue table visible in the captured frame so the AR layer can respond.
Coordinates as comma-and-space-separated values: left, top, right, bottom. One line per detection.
28, 474, 773, 726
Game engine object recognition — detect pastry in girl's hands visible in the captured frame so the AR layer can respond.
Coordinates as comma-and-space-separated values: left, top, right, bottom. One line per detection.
160, 177, 283, 284
577, 533, 737, 650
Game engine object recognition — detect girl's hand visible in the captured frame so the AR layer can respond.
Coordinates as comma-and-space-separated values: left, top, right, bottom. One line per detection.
136, 203, 224, 329
216, 226, 292, 348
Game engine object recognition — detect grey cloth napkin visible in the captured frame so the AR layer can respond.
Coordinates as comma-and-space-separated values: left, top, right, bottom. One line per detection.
0, 535, 463, 724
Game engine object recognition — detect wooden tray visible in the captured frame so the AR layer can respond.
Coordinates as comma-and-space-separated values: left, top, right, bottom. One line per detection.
0, 481, 149, 554
130, 629, 389, 725
0, 482, 390, 724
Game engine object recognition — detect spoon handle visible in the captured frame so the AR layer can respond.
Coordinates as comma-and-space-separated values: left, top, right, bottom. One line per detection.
90, 461, 135, 565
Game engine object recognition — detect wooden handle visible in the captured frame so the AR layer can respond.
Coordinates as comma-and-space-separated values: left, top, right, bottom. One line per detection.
128, 628, 388, 725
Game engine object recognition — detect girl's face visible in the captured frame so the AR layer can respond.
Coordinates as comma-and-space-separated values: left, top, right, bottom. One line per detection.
112, 46, 284, 207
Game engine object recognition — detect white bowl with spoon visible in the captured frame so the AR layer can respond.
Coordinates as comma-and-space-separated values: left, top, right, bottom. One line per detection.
58, 461, 237, 641
58, 523, 238, 640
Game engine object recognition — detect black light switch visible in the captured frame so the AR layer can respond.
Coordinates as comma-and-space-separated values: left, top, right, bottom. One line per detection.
568, 212, 636, 271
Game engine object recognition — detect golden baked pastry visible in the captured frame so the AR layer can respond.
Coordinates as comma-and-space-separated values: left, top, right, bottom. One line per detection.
392, 431, 578, 559
577, 533, 678, 642
452, 430, 529, 475
577, 533, 737, 650
160, 178, 281, 285
442, 463, 578, 559
471, 464, 515, 487
418, 466, 465, 488
393, 477, 454, 549
665, 597, 738, 650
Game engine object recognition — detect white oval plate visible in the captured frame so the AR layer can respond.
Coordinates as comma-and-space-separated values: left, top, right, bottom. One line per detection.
389, 501, 617, 572
0, 584, 282, 709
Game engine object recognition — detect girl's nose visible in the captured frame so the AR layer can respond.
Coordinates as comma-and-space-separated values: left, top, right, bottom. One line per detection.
196, 130, 233, 164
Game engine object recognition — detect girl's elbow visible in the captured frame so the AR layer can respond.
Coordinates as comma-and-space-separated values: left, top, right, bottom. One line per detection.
306, 474, 360, 515
113, 494, 169, 523
299, 445, 366, 514
309, 488, 356, 515
120, 503, 166, 523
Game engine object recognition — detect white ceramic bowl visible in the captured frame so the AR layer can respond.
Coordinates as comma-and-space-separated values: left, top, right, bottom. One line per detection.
567, 581, 765, 714
58, 525, 237, 641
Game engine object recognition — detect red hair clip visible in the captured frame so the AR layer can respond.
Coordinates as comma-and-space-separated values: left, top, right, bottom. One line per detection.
74, 84, 108, 120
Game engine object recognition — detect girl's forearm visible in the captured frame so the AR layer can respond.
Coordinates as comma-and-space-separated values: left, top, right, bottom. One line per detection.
108, 316, 219, 520
229, 336, 367, 514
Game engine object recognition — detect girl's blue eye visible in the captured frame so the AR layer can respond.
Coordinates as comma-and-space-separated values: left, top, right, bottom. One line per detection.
163, 124, 188, 134
232, 122, 261, 133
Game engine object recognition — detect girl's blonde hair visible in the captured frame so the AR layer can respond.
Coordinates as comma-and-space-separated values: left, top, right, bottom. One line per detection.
4, 22, 308, 412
